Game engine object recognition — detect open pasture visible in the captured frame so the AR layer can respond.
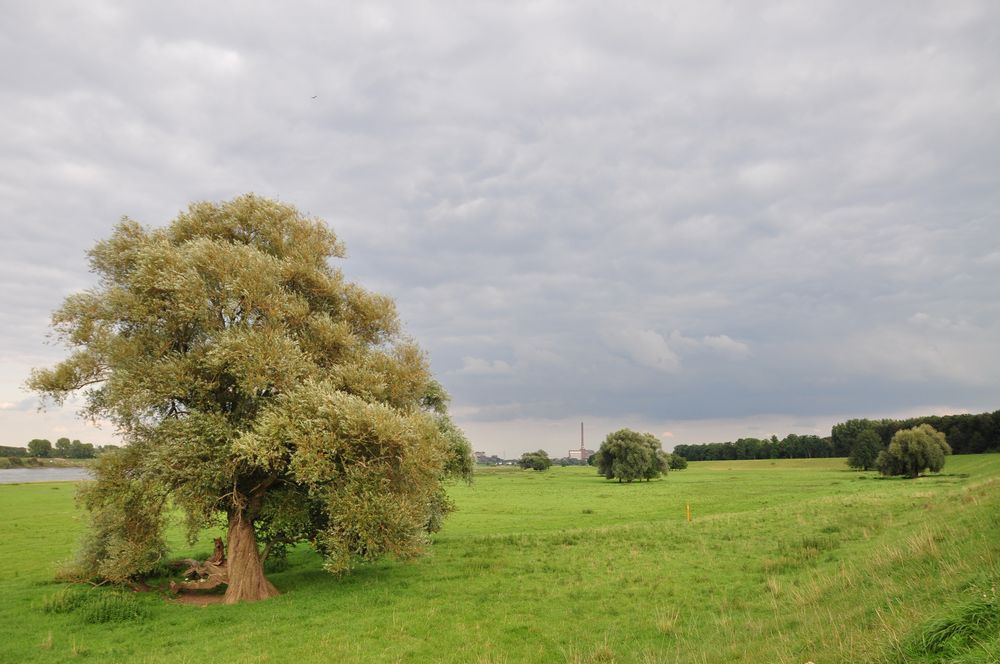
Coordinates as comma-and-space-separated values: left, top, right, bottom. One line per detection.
2, 456, 999, 663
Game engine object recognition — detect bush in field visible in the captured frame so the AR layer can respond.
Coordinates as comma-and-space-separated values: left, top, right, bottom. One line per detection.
876, 424, 950, 479
847, 428, 882, 470
519, 450, 552, 471
594, 429, 668, 482
667, 453, 688, 470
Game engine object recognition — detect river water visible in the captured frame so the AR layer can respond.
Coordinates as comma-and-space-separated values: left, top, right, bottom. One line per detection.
0, 467, 93, 484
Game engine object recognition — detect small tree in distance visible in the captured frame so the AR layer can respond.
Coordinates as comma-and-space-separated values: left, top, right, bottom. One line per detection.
519, 450, 552, 471
876, 424, 950, 479
55, 437, 72, 456
27, 439, 52, 458
667, 453, 688, 470
594, 429, 669, 482
847, 428, 882, 470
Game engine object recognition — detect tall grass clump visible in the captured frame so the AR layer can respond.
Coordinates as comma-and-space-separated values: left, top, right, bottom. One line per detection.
41, 586, 93, 614
80, 592, 147, 624
41, 586, 147, 624
899, 574, 1000, 661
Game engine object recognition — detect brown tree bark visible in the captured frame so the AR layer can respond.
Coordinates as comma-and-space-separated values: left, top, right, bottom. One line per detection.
223, 507, 279, 604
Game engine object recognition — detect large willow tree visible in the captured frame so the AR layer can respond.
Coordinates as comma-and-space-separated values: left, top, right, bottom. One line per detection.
30, 195, 472, 603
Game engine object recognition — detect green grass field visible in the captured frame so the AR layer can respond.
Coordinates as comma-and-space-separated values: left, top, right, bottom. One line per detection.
2, 456, 1000, 663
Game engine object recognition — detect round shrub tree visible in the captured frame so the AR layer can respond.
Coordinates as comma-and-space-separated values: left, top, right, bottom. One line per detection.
875, 424, 950, 479
519, 450, 552, 471
667, 453, 688, 470
29, 195, 472, 603
594, 429, 668, 482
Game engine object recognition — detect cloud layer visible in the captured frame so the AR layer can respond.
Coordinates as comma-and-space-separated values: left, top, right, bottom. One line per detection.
2, 1, 998, 453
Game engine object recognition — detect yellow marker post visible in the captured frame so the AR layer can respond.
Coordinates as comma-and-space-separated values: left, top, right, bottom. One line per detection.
686, 502, 691, 523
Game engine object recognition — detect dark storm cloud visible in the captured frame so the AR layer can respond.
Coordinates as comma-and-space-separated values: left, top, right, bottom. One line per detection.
2, 0, 999, 451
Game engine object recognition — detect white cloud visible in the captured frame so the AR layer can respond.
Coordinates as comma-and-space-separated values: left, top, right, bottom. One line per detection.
663, 331, 750, 359
907, 312, 969, 331
737, 160, 794, 193
0, 397, 38, 413
603, 328, 681, 373
139, 38, 243, 76
456, 356, 513, 376
700, 334, 751, 358
976, 251, 1000, 266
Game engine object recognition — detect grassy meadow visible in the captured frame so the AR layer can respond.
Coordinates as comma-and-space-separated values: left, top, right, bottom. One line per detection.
2, 456, 1000, 663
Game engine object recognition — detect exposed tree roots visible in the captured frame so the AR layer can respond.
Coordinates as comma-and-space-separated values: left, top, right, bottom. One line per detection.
169, 537, 230, 594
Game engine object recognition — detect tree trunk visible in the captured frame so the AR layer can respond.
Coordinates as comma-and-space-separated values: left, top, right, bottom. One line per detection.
223, 508, 279, 604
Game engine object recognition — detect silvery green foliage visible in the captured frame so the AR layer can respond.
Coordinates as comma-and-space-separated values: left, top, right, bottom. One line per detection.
876, 424, 951, 479
33, 195, 472, 584
594, 429, 669, 483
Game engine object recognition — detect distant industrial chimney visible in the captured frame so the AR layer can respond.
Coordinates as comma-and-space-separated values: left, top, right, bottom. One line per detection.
568, 421, 594, 461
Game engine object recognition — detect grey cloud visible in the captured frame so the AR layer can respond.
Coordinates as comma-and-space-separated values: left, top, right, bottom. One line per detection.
2, 0, 999, 451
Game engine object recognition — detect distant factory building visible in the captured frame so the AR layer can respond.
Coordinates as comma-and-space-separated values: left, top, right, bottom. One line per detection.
568, 422, 594, 461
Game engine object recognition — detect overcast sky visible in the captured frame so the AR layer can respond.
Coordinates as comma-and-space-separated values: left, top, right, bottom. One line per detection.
2, 1, 998, 456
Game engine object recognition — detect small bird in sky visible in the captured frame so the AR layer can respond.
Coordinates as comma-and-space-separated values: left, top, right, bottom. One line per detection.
311, 95, 318, 99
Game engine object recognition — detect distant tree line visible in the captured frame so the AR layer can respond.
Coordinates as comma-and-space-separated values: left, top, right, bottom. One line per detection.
832, 410, 1000, 457
475, 453, 591, 467
554, 456, 590, 466
11, 438, 119, 459
672, 434, 834, 462
671, 410, 999, 463
475, 454, 514, 466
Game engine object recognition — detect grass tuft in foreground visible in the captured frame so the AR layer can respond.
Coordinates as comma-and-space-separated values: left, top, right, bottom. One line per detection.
898, 569, 1000, 662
